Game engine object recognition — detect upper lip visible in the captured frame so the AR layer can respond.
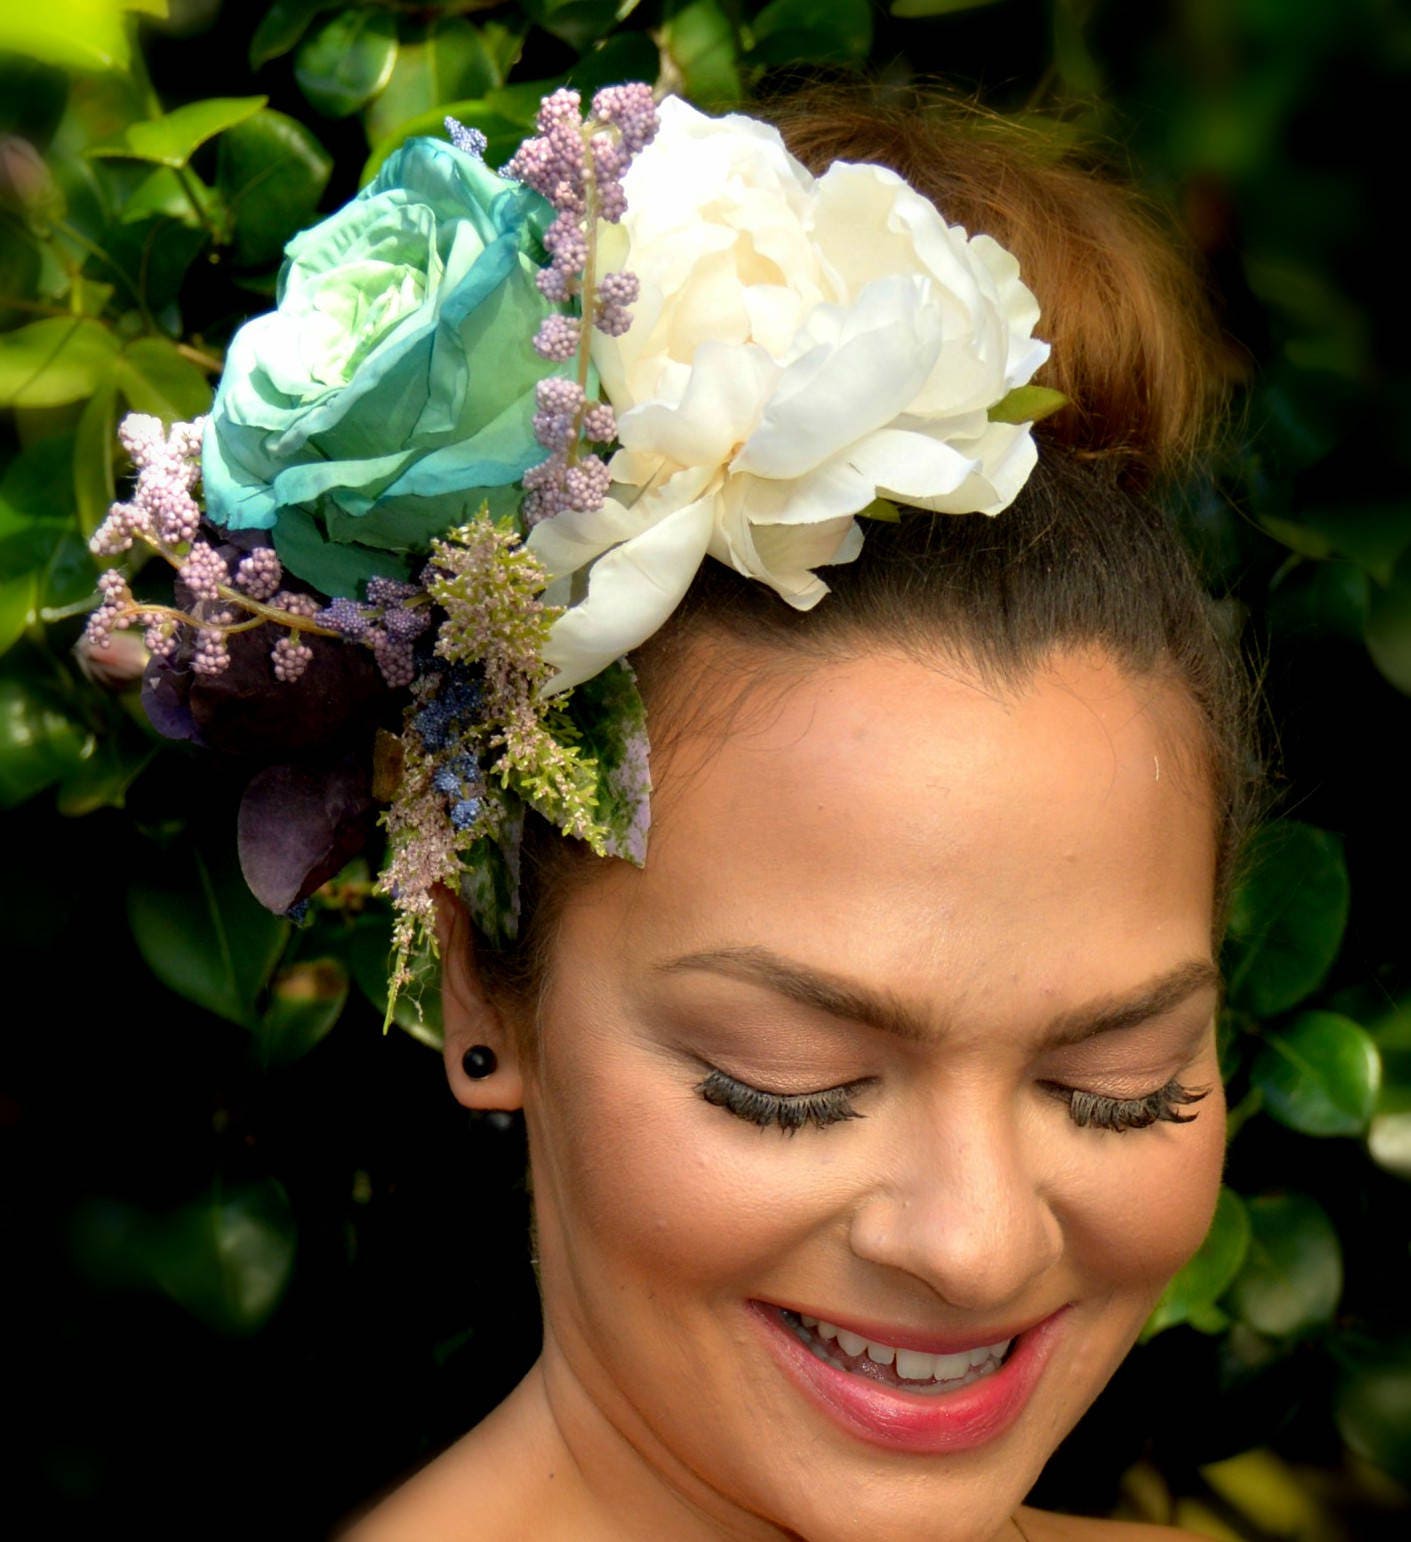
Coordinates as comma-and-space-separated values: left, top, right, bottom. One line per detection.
762, 1300, 1066, 1357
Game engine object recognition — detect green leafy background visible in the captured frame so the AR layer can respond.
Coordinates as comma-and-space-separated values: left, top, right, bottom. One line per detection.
2, 1, 1409, 1535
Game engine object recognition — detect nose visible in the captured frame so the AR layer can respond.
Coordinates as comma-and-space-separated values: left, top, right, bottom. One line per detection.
847, 1084, 1064, 1315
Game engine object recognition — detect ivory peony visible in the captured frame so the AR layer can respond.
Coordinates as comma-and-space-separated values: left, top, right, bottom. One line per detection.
528, 94, 1051, 694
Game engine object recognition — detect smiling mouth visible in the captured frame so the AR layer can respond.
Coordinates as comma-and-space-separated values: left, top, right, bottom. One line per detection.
774, 1306, 1015, 1397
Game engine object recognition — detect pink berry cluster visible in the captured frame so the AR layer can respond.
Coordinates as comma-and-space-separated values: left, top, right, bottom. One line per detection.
504, 84, 658, 528
506, 84, 656, 348
91, 413, 205, 555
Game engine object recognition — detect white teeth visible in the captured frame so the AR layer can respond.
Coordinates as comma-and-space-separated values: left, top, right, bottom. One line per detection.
895, 1347, 935, 1380
932, 1350, 974, 1381
785, 1309, 1012, 1384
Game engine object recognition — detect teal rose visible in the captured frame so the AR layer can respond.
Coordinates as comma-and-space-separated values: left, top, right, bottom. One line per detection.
202, 135, 567, 597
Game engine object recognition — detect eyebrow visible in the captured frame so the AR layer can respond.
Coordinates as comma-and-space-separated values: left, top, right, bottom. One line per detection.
651, 947, 1221, 1050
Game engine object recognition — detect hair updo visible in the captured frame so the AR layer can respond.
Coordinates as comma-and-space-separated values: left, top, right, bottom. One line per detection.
475, 85, 1255, 1021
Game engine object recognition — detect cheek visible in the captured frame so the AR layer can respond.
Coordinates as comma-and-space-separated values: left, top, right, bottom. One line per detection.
532, 1039, 792, 1312
1059, 1080, 1227, 1300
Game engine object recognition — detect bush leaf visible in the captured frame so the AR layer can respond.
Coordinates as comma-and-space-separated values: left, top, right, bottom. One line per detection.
89, 96, 269, 168
1227, 1192, 1342, 1338
1224, 820, 1350, 1016
1252, 1011, 1381, 1137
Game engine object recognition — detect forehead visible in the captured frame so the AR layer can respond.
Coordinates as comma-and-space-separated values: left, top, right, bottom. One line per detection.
572, 646, 1216, 1027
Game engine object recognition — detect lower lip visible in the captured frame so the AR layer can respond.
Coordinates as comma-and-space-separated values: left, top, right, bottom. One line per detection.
748, 1300, 1069, 1455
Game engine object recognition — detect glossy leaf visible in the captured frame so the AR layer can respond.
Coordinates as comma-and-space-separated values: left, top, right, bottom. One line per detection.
748, 0, 873, 66
1227, 1192, 1342, 1338
72, 377, 117, 540
0, 317, 119, 408
254, 956, 349, 1067
1365, 545, 1411, 695
0, 574, 35, 658
563, 32, 660, 101
249, 0, 342, 68
1223, 820, 1350, 1017
118, 164, 227, 229
55, 729, 154, 815
1252, 1011, 1381, 1137
88, 96, 268, 168
114, 336, 213, 420
294, 9, 399, 119
348, 915, 443, 1050
1144, 1187, 1251, 1338
363, 18, 498, 146
216, 108, 331, 269
126, 841, 290, 1028
892, 0, 1004, 14
0, 676, 92, 806
521, 0, 620, 52
1336, 1338, 1411, 1483
660, 0, 742, 108
146, 1179, 297, 1336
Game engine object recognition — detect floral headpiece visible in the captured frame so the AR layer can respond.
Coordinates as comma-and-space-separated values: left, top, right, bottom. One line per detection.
84, 86, 1055, 1020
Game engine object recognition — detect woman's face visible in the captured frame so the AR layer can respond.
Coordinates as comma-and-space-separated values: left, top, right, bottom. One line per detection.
512, 644, 1225, 1541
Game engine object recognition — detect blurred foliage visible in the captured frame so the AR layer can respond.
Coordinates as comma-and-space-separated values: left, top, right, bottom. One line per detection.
1, 0, 1408, 1536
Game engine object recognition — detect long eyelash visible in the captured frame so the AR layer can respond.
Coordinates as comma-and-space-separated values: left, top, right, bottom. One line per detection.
695, 1068, 864, 1136
1059, 1078, 1211, 1133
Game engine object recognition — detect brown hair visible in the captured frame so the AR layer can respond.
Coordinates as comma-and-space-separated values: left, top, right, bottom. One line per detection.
477, 85, 1255, 1017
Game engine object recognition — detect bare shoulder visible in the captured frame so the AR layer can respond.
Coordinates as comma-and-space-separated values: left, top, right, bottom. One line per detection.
1017, 1507, 1210, 1541
331, 1372, 569, 1542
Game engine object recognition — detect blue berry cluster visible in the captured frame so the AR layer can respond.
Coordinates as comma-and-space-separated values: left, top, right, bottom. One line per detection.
415, 665, 488, 834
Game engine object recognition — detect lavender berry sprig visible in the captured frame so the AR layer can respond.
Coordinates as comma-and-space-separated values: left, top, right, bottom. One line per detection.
503, 84, 659, 527
87, 414, 338, 682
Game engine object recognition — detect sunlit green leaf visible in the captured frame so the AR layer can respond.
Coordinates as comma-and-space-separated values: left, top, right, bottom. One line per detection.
0, 675, 92, 806
988, 385, 1069, 425
117, 164, 227, 230
0, 0, 165, 75
1223, 821, 1350, 1017
88, 96, 268, 168
0, 574, 35, 658
1144, 1187, 1251, 1338
295, 9, 399, 119
1227, 1192, 1342, 1338
363, 18, 498, 146
661, 0, 741, 108
1253, 1012, 1381, 1137
127, 841, 289, 1027
146, 1179, 297, 1336
73, 377, 117, 541
254, 956, 349, 1067
113, 336, 213, 420
748, 0, 872, 67
0, 317, 119, 408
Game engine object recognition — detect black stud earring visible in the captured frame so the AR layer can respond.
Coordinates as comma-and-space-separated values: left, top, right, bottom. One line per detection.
461, 1044, 497, 1079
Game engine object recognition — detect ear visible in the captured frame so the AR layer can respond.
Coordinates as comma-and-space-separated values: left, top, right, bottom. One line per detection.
433, 883, 525, 1112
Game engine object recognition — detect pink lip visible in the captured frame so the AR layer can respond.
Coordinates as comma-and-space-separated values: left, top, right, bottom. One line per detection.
749, 1299, 1070, 1455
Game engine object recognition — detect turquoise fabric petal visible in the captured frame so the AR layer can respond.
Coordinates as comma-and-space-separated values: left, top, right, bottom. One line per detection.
271, 503, 412, 597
